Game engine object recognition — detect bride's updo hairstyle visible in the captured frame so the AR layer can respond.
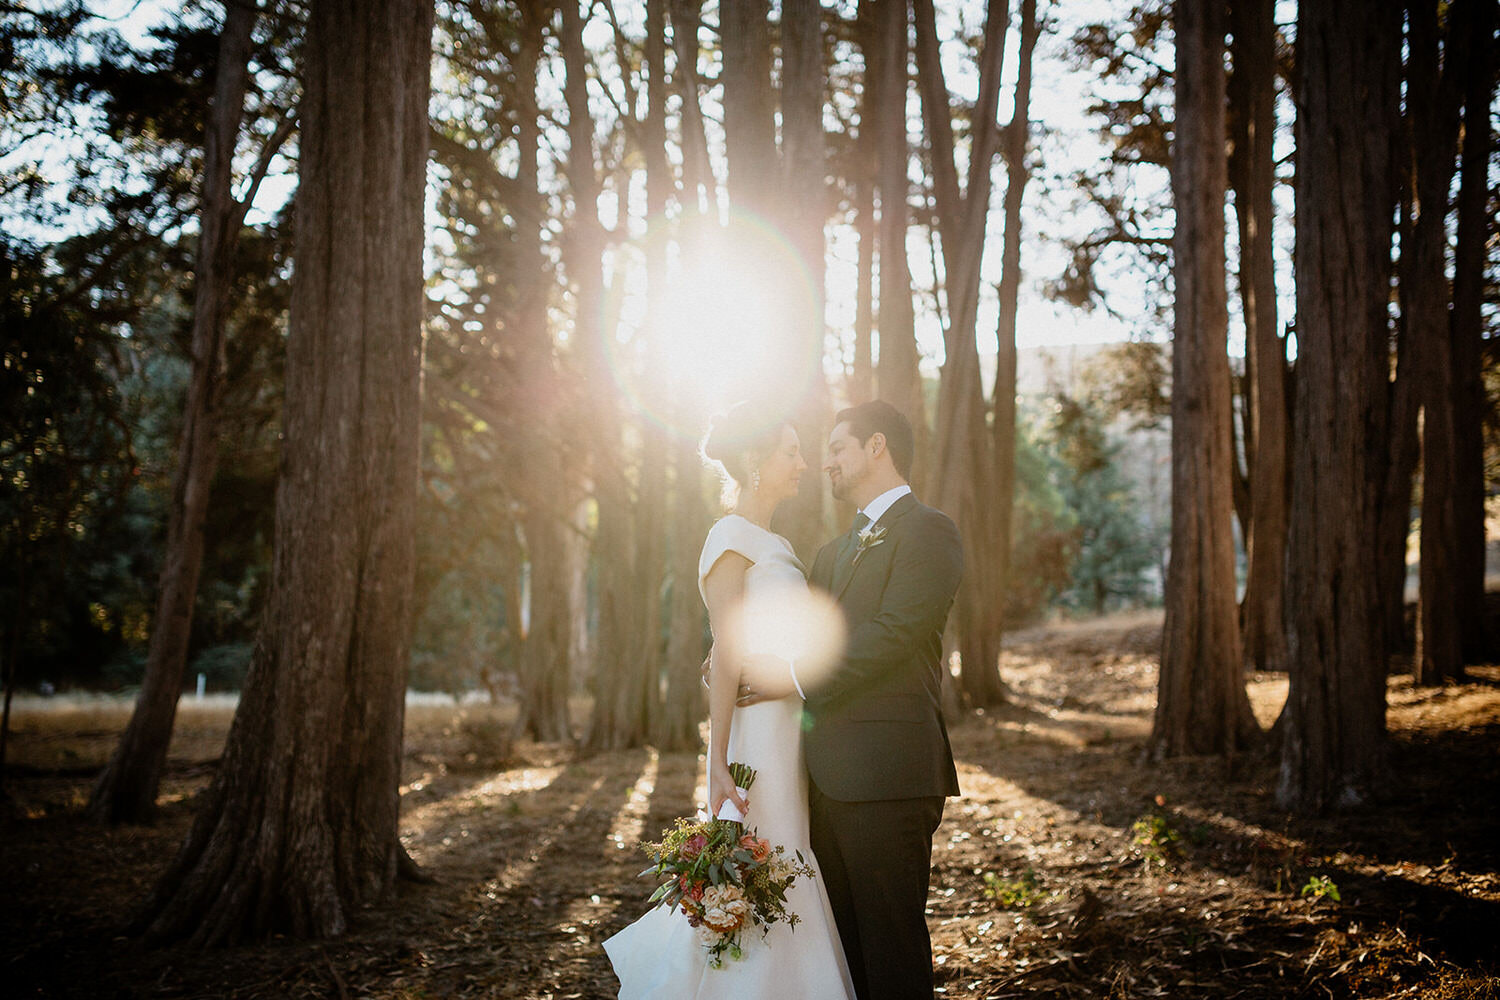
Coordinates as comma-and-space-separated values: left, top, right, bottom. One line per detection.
702, 400, 789, 507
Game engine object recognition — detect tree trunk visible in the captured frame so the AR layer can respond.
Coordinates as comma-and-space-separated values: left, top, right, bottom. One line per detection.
659, 8, 715, 751
630, 0, 671, 744
670, 0, 712, 215
1227, 0, 1288, 676
1410, 0, 1468, 685
1451, 0, 1497, 663
776, 0, 831, 559
660, 437, 710, 750
89, 0, 258, 825
720, 0, 777, 218
1153, 0, 1256, 759
853, 165, 876, 404
517, 509, 575, 742
1278, 0, 1400, 812
916, 0, 1011, 708
868, 0, 922, 429
135, 0, 433, 943
557, 0, 642, 752
989, 0, 1039, 696
1377, 288, 1421, 653
511, 2, 573, 743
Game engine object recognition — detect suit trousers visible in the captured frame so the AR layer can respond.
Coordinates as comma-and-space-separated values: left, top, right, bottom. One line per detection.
809, 781, 946, 1000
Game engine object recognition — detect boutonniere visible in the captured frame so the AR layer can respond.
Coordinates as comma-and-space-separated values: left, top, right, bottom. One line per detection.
852, 524, 888, 565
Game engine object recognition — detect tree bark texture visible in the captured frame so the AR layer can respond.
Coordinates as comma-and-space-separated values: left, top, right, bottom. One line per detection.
136, 0, 433, 943
989, 0, 1039, 702
1278, 0, 1400, 812
720, 0, 777, 218
1451, 0, 1497, 662
1154, 0, 1256, 759
1377, 281, 1421, 653
776, 0, 832, 559
1409, 0, 1468, 685
669, 0, 712, 214
916, 0, 1013, 708
868, 0, 923, 429
1227, 0, 1288, 676
657, 4, 715, 751
659, 440, 711, 750
511, 4, 574, 743
89, 0, 258, 825
556, 0, 645, 752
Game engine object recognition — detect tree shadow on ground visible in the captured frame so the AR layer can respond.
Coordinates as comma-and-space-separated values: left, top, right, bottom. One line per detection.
945, 659, 1500, 996
0, 744, 706, 999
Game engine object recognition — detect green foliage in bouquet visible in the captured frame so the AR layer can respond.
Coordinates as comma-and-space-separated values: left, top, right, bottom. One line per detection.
637, 762, 815, 967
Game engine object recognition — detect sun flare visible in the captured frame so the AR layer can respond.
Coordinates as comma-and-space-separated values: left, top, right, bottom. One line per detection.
725, 584, 847, 690
619, 212, 823, 437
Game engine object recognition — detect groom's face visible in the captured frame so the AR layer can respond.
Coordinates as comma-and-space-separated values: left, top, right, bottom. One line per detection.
824, 421, 870, 503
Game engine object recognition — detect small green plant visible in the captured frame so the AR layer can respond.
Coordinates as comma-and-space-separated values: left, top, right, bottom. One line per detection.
1300, 874, 1342, 902
982, 868, 1046, 909
1131, 813, 1182, 866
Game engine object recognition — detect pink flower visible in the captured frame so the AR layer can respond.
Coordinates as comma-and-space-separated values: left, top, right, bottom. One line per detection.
740, 834, 772, 863
680, 833, 708, 860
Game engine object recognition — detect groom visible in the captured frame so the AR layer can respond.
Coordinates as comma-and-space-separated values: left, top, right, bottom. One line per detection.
744, 399, 962, 1000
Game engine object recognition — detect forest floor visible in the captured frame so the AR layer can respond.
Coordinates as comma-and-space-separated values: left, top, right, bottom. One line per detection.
3, 610, 1499, 999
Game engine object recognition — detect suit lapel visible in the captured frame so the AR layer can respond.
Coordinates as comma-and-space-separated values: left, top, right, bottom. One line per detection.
832, 494, 916, 601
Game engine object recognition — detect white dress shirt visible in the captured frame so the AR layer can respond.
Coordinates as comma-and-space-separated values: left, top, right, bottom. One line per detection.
858, 484, 913, 528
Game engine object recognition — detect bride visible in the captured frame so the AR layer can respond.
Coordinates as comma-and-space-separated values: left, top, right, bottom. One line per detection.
604, 402, 855, 999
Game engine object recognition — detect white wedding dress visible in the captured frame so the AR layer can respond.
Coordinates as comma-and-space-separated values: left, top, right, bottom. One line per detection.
603, 515, 855, 1000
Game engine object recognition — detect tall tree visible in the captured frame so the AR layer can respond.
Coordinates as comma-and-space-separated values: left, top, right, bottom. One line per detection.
777, 0, 831, 559
848, 0, 877, 407
510, 0, 574, 743
89, 0, 296, 825
1410, 0, 1470, 685
582, 0, 665, 751
658, 0, 716, 751
991, 0, 1040, 688
136, 0, 433, 943
917, 0, 1023, 707
868, 0, 922, 426
1227, 0, 1288, 676
633, 0, 673, 745
1153, 0, 1256, 758
1451, 0, 1498, 662
1279, 0, 1401, 812
720, 0, 777, 217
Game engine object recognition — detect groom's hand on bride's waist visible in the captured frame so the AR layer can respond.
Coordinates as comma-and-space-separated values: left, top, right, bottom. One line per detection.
701, 649, 799, 704
735, 654, 799, 705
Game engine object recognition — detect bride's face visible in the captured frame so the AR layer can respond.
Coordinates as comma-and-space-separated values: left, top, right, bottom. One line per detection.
754, 424, 807, 504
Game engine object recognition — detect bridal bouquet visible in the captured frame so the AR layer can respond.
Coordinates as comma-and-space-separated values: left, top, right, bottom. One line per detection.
638, 762, 815, 967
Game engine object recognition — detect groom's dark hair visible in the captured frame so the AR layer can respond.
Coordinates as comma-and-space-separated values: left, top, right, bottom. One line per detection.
836, 400, 915, 480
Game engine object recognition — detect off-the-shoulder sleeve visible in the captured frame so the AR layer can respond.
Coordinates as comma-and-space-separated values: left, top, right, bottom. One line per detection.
697, 517, 762, 604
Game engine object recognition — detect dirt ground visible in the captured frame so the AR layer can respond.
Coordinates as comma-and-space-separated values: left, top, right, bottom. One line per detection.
3, 611, 1499, 999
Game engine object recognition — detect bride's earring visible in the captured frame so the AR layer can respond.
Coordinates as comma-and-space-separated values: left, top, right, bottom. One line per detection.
750, 469, 761, 492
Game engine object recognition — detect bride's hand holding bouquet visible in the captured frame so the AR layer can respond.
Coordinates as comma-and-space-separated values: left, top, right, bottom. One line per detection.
709, 756, 750, 821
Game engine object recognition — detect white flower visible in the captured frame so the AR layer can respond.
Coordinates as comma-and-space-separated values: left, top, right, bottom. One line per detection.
694, 922, 721, 947
700, 884, 751, 931
852, 524, 888, 564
